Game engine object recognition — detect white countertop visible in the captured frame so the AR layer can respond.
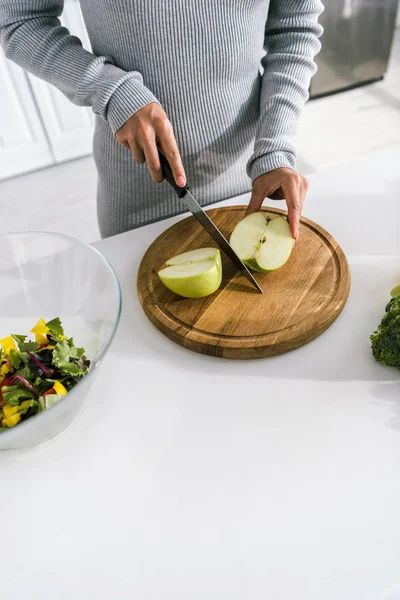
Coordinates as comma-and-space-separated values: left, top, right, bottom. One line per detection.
1, 147, 400, 600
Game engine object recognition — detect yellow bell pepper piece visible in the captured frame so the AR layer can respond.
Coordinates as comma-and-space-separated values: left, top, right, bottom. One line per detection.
31, 318, 49, 335
1, 362, 12, 376
0, 336, 17, 356
31, 318, 49, 344
53, 381, 68, 396
36, 333, 48, 344
3, 405, 19, 418
2, 413, 21, 427
20, 400, 33, 409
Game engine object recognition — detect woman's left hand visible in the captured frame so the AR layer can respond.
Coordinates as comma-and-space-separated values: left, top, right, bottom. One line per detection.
246, 168, 309, 241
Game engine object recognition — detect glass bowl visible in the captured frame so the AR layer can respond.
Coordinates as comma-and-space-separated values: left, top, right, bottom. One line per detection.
0, 232, 121, 450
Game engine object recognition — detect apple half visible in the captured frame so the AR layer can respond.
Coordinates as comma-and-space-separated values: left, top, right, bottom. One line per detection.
230, 213, 293, 273
158, 248, 222, 298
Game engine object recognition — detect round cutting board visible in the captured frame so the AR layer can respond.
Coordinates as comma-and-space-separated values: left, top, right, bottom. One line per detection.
137, 206, 350, 359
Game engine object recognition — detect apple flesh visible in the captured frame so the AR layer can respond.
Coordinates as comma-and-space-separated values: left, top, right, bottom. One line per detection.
158, 248, 222, 298
230, 213, 293, 273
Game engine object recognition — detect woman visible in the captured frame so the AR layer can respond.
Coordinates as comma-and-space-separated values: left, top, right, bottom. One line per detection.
0, 0, 323, 239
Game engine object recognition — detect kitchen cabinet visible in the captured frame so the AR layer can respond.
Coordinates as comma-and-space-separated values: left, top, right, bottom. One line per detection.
27, 0, 94, 163
0, 51, 54, 181
0, 0, 94, 181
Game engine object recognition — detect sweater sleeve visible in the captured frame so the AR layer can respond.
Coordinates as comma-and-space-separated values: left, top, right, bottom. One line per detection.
0, 0, 159, 134
247, 0, 324, 182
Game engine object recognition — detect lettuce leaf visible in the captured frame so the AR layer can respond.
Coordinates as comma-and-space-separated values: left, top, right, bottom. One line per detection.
2, 385, 36, 406
52, 340, 86, 377
9, 349, 30, 371
35, 378, 57, 397
16, 363, 35, 382
44, 394, 63, 408
9, 349, 22, 370
38, 394, 63, 410
70, 345, 85, 360
18, 399, 40, 415
11, 334, 26, 348
46, 318, 65, 341
11, 334, 40, 353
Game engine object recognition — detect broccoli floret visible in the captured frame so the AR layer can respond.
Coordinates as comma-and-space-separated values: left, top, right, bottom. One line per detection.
371, 296, 400, 368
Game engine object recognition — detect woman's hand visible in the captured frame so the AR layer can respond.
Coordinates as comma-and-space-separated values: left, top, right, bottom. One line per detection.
115, 102, 186, 187
246, 168, 308, 240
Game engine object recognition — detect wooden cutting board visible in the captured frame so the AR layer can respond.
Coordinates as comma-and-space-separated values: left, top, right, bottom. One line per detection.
137, 206, 350, 359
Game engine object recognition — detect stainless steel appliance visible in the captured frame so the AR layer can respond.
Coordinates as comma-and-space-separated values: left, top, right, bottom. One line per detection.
310, 0, 399, 98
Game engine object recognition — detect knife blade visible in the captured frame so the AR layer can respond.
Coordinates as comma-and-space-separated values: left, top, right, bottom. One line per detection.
157, 147, 263, 294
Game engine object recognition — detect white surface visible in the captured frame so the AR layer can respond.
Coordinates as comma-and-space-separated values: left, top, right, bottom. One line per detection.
1, 149, 400, 600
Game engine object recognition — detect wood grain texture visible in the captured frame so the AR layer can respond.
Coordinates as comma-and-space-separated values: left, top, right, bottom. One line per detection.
137, 206, 351, 359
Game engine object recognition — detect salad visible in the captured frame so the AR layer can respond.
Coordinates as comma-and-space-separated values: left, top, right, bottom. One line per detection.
0, 318, 90, 431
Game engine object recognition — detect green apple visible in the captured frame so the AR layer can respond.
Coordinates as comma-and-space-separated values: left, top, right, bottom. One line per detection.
230, 213, 293, 273
158, 248, 222, 298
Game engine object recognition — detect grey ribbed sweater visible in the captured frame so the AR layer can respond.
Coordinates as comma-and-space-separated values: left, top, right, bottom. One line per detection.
0, 1, 323, 238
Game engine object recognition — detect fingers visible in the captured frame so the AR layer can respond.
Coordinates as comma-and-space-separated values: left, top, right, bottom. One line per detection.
142, 133, 163, 183
283, 181, 301, 240
127, 139, 145, 164
246, 183, 277, 216
114, 104, 186, 187
131, 117, 162, 183
246, 192, 263, 216
157, 122, 186, 187
246, 195, 262, 216
284, 176, 308, 240
246, 169, 309, 241
126, 132, 163, 184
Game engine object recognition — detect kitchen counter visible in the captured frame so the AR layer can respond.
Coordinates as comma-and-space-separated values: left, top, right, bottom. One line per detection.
1, 146, 400, 600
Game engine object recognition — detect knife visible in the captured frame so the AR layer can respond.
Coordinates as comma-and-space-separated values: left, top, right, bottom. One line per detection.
157, 147, 263, 294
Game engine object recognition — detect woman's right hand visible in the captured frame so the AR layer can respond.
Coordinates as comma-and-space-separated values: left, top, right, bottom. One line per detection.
115, 102, 186, 187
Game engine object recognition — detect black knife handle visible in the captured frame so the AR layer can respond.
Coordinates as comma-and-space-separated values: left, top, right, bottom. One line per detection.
157, 146, 189, 198
269, 189, 285, 200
